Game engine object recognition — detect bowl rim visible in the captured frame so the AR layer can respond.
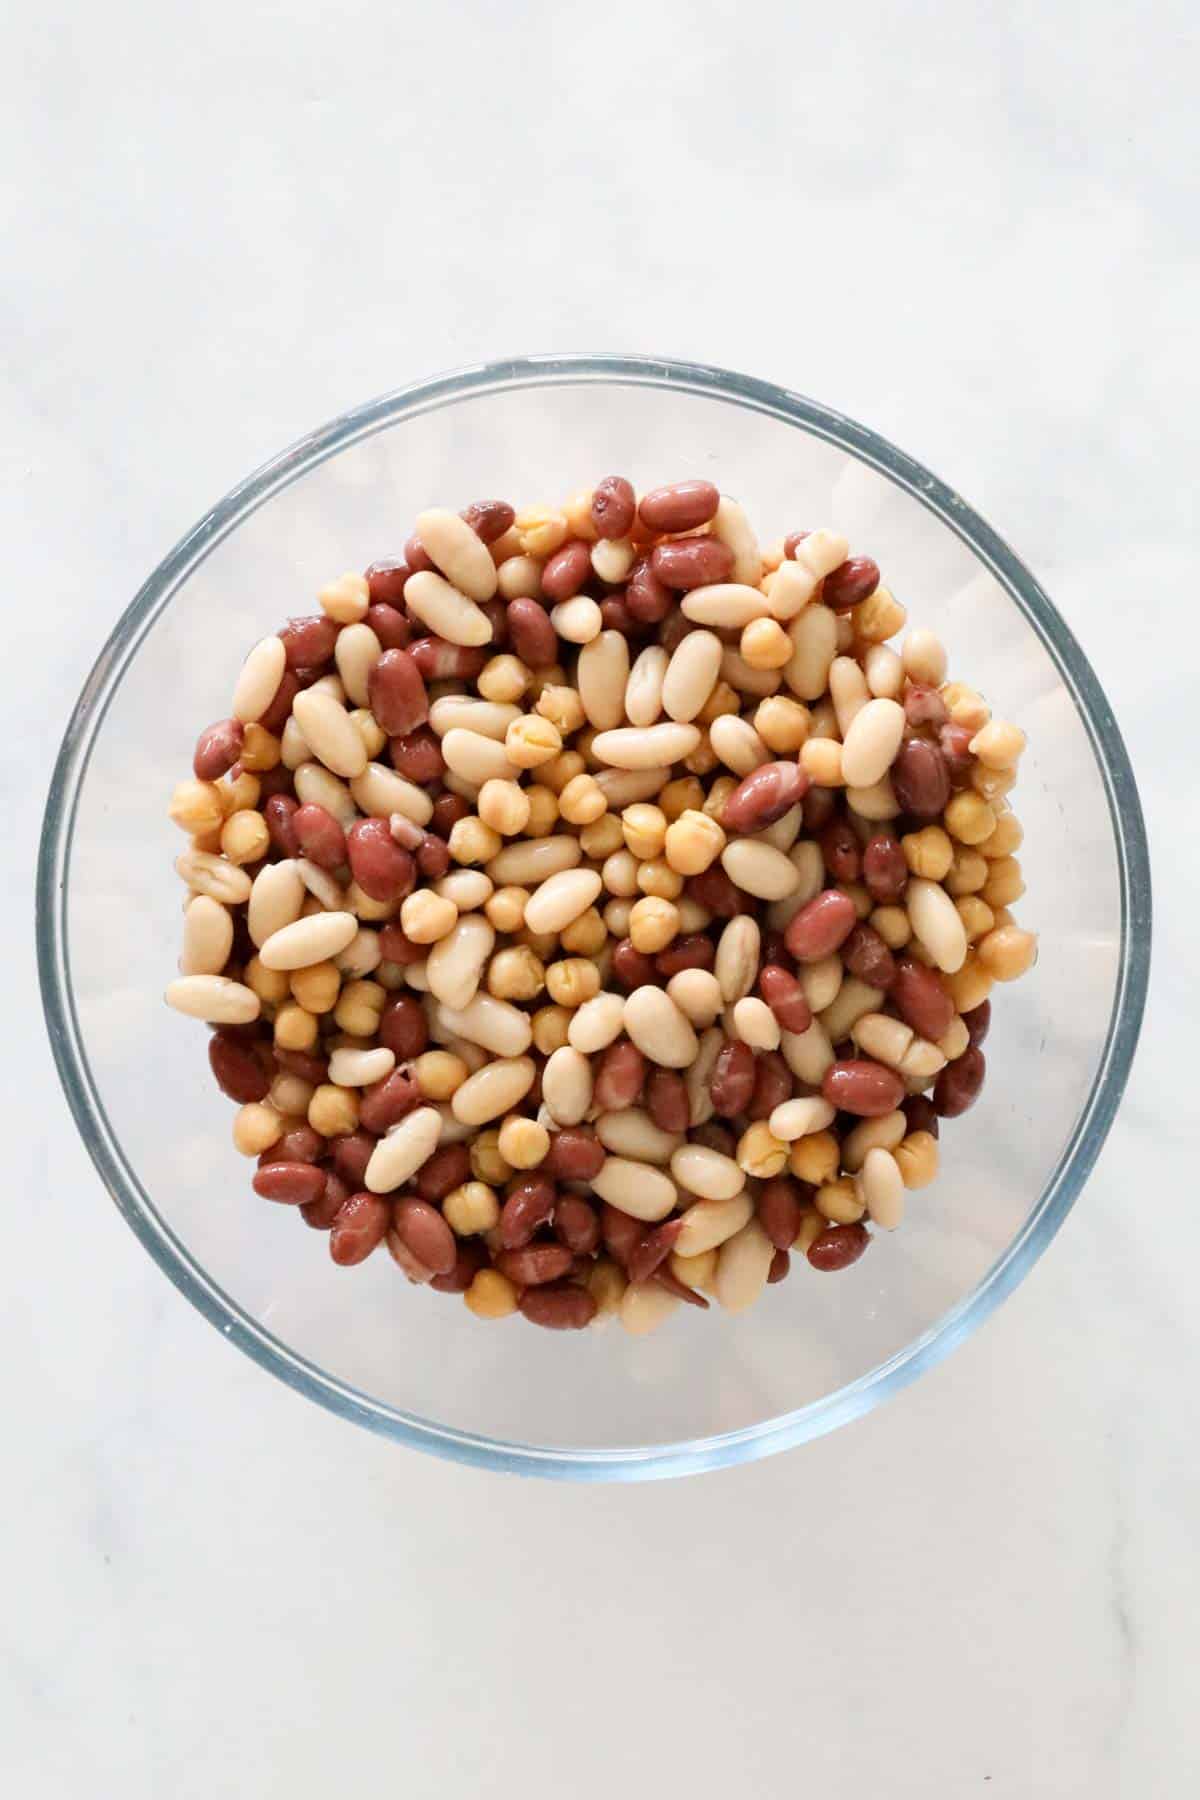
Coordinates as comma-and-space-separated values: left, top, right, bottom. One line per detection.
37, 352, 1152, 1481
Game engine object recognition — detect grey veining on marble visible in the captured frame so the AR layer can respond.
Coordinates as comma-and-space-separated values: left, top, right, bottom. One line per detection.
2, 1, 1195, 1795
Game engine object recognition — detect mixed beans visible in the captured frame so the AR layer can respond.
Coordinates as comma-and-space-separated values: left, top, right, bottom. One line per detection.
166, 480, 1036, 1334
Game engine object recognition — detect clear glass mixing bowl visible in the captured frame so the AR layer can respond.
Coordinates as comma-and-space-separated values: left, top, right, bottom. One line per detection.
37, 355, 1151, 1480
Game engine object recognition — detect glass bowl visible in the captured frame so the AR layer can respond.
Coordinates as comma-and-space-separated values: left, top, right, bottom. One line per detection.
37, 355, 1151, 1480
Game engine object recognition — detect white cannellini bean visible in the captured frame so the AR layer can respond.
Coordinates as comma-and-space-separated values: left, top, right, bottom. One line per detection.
800, 954, 843, 1014
731, 996, 780, 1051
258, 910, 360, 971
670, 1144, 744, 1202
673, 1191, 753, 1258
864, 643, 904, 699
336, 927, 382, 978
720, 839, 801, 902
840, 697, 906, 788
414, 508, 498, 601
820, 977, 886, 1044
680, 583, 770, 628
567, 991, 626, 1055
307, 672, 345, 702
763, 558, 817, 620
781, 1017, 835, 1085
852, 1012, 914, 1067
328, 1045, 396, 1087
795, 528, 850, 579
175, 849, 252, 906
292, 689, 369, 779
758, 804, 803, 854
898, 1037, 947, 1079
231, 634, 286, 723
721, 647, 782, 697
710, 496, 762, 586
858, 1147, 905, 1229
438, 994, 533, 1057
830, 655, 870, 737
714, 1217, 774, 1313
620, 1281, 680, 1336
280, 715, 311, 769
907, 876, 969, 973
451, 1056, 536, 1125
784, 604, 838, 700
296, 858, 346, 911
425, 915, 495, 1009
486, 835, 582, 886
295, 762, 357, 825
846, 776, 899, 821
577, 631, 630, 730
522, 868, 603, 935
595, 1109, 682, 1166
334, 622, 382, 707
591, 537, 635, 583
247, 859, 306, 947
714, 915, 760, 1005
593, 766, 675, 807
428, 696, 521, 740
591, 1158, 677, 1222
709, 713, 769, 776
435, 869, 493, 912
768, 1096, 837, 1141
404, 569, 493, 646
541, 1046, 593, 1126
364, 1106, 442, 1193
662, 630, 723, 723
349, 763, 433, 827
624, 644, 668, 728
441, 728, 518, 785
180, 895, 233, 976
666, 968, 724, 1027
164, 975, 260, 1024
590, 724, 701, 769
842, 1111, 907, 1173
685, 1027, 724, 1126
549, 596, 602, 644
622, 986, 698, 1069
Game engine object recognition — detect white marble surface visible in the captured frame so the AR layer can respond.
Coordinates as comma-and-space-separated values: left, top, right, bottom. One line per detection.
4, 2, 1195, 1793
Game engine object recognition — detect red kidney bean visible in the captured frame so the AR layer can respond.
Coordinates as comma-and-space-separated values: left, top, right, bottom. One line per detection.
460, 499, 515, 544
722, 761, 810, 834
783, 530, 810, 557
822, 1059, 906, 1117
650, 536, 735, 590
802, 785, 836, 832
209, 1031, 270, 1103
389, 727, 445, 784
963, 999, 991, 1048
479, 598, 508, 645
416, 833, 452, 880
429, 793, 470, 840
758, 1178, 805, 1251
279, 615, 339, 669
346, 819, 416, 903
519, 1283, 597, 1329
758, 965, 813, 1034
691, 1122, 736, 1158
377, 922, 425, 966
330, 1131, 376, 1185
654, 1266, 710, 1308
408, 637, 488, 682
863, 832, 907, 904
760, 929, 790, 967
329, 1192, 390, 1265
258, 669, 300, 736
544, 1127, 606, 1182
939, 721, 976, 782
655, 934, 715, 978
364, 602, 411, 650
891, 738, 951, 818
638, 480, 720, 534
266, 1123, 323, 1167
904, 682, 948, 730
646, 1069, 690, 1133
499, 1176, 557, 1249
253, 1162, 327, 1206
292, 802, 347, 871
891, 955, 956, 1041
610, 940, 659, 989
625, 557, 674, 623
709, 1041, 755, 1118
255, 764, 295, 801
301, 1168, 350, 1230
627, 1217, 684, 1284
393, 1196, 457, 1275
541, 539, 592, 601
263, 793, 300, 856
365, 561, 411, 606
414, 1141, 471, 1202
841, 923, 897, 989
902, 1094, 940, 1140
193, 718, 244, 781
553, 1195, 601, 1256
368, 648, 429, 736
506, 597, 558, 666
600, 1203, 644, 1271
934, 1046, 986, 1118
386, 1226, 434, 1284
808, 1222, 870, 1271
747, 1050, 793, 1121
767, 1247, 791, 1283
274, 1048, 329, 1086
591, 476, 636, 539
430, 1240, 488, 1293
822, 556, 880, 612
593, 1039, 645, 1111
378, 994, 428, 1061
685, 865, 755, 918
358, 1066, 421, 1135
820, 816, 861, 882
495, 1243, 574, 1287
784, 889, 858, 962
599, 598, 635, 634
404, 534, 434, 573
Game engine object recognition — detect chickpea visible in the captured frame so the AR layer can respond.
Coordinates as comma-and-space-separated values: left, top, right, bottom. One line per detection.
484, 886, 529, 933
515, 506, 569, 559
579, 813, 624, 859
675, 896, 712, 933
477, 654, 529, 704
945, 954, 994, 1014
754, 696, 810, 753
478, 779, 531, 837
233, 1102, 283, 1157
895, 1131, 939, 1189
788, 1130, 840, 1187
942, 683, 991, 731
980, 812, 1023, 859
971, 763, 1017, 802
637, 858, 684, 900
815, 1177, 865, 1223
447, 815, 502, 866
274, 1002, 318, 1052
901, 629, 948, 686
628, 896, 679, 954
319, 571, 369, 623
516, 926, 558, 960
497, 1115, 550, 1171
563, 487, 598, 542
852, 587, 906, 643
587, 1258, 628, 1317
497, 554, 544, 600
800, 737, 844, 786
740, 618, 793, 670
269, 1072, 314, 1117
545, 957, 601, 1008
239, 723, 281, 772
944, 848, 990, 897
558, 773, 607, 825
981, 857, 1026, 909
902, 825, 954, 881
505, 714, 561, 769
443, 1181, 501, 1236
308, 1083, 360, 1138
464, 1269, 520, 1320
976, 924, 1038, 981
531, 1004, 572, 1055
808, 698, 838, 740
574, 728, 600, 768
871, 905, 911, 949
414, 1050, 469, 1101
702, 775, 737, 822
664, 809, 725, 876
658, 776, 705, 822
737, 1121, 788, 1179
697, 681, 740, 726
955, 896, 995, 943
245, 954, 290, 1006
221, 770, 261, 815
840, 880, 872, 920
603, 897, 633, 937
290, 960, 341, 1014
401, 889, 459, 944
487, 945, 545, 1002
684, 735, 719, 777
539, 751, 585, 797
334, 978, 386, 1037
527, 663, 567, 702
523, 786, 560, 837
560, 907, 607, 956
470, 1129, 511, 1186
944, 790, 996, 846
621, 804, 667, 861
536, 683, 586, 737
169, 780, 225, 836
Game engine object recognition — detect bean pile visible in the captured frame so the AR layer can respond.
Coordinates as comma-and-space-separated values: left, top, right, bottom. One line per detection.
166, 480, 1036, 1334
